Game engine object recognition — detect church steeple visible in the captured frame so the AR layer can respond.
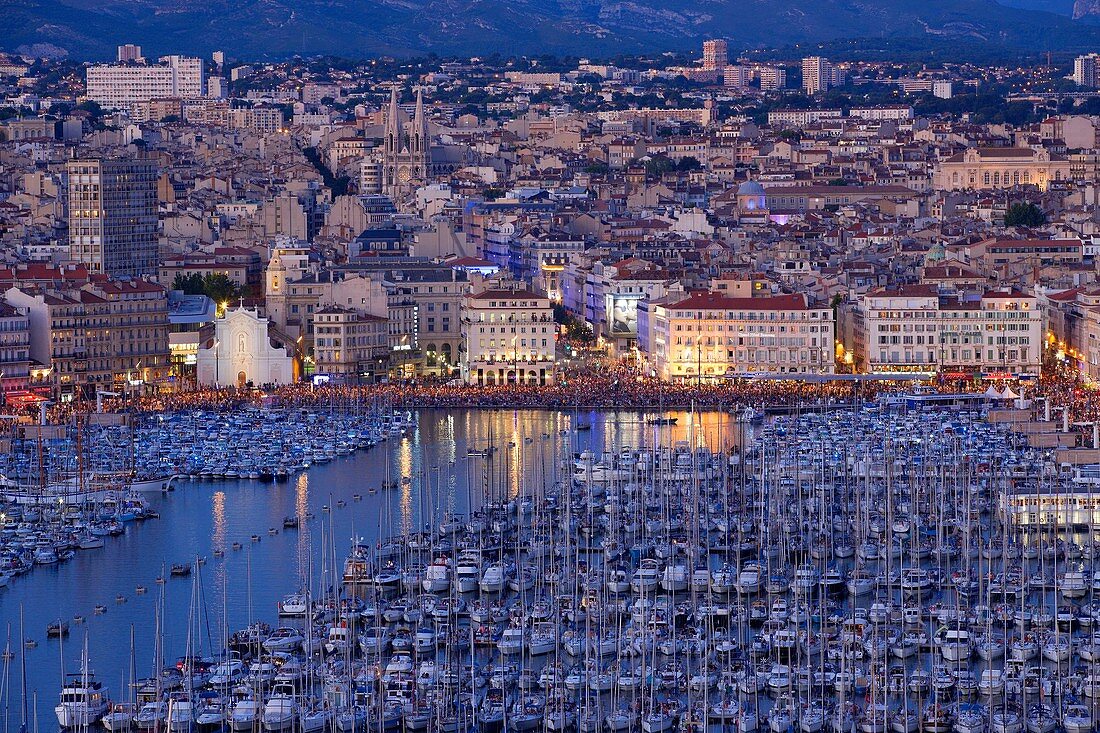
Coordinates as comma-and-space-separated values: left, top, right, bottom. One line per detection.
384, 85, 401, 155
382, 84, 431, 198
412, 87, 427, 154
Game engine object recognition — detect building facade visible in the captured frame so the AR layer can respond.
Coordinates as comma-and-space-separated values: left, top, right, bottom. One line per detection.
85, 55, 205, 112
640, 291, 834, 380
1074, 53, 1100, 88
860, 285, 1042, 378
802, 57, 844, 95
933, 147, 1072, 191
382, 87, 431, 198
67, 158, 159, 279
460, 288, 555, 385
196, 306, 296, 387
313, 306, 389, 381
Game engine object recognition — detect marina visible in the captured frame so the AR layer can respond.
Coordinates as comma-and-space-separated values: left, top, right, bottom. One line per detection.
10, 403, 1100, 732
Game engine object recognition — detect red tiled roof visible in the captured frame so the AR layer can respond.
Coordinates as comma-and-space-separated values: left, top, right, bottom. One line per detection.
664, 291, 810, 311
468, 289, 544, 301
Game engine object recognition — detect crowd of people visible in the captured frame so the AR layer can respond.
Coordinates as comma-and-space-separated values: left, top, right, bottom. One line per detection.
66, 373, 910, 417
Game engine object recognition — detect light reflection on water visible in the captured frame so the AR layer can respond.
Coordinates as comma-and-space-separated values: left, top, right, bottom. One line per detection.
0, 407, 737, 732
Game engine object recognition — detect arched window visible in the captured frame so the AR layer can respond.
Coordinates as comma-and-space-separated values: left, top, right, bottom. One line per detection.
983, 172, 991, 186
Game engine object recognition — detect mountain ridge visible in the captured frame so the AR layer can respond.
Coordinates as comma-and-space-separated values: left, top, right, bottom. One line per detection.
4, 0, 1100, 61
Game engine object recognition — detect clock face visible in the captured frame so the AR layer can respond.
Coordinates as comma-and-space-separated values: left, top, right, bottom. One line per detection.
398, 166, 411, 183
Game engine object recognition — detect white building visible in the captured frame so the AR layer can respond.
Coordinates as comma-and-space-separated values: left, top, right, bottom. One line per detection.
767, 109, 843, 127
848, 106, 914, 121
639, 291, 834, 380
196, 307, 297, 387
1074, 53, 1100, 88
801, 57, 844, 95
460, 288, 555, 385
860, 285, 1042, 378
86, 56, 205, 112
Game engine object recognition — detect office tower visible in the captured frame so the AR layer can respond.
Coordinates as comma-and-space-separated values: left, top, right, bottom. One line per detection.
67, 158, 159, 279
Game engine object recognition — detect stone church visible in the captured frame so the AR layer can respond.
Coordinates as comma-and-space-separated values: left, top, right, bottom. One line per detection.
380, 86, 469, 199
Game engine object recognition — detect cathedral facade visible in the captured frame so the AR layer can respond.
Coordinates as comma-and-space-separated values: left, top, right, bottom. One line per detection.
382, 86, 431, 198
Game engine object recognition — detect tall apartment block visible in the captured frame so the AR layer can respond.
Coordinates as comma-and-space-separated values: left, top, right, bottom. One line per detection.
85, 55, 205, 112
1074, 54, 1100, 88
702, 39, 729, 71
802, 56, 845, 94
67, 158, 159, 279
117, 44, 143, 62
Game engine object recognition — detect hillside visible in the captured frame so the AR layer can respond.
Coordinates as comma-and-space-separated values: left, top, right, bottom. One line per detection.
5, 0, 1100, 60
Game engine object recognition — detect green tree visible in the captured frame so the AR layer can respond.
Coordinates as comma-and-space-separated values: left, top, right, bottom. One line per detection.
1004, 202, 1046, 228
201, 273, 241, 306
171, 273, 205, 294
676, 156, 702, 172
643, 156, 676, 178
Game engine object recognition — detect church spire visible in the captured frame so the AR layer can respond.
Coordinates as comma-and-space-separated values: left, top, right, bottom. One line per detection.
412, 87, 427, 154
384, 85, 401, 152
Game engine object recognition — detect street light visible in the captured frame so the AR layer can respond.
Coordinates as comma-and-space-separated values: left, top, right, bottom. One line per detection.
213, 339, 221, 386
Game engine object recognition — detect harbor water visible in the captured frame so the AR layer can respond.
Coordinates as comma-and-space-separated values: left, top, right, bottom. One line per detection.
0, 408, 738, 732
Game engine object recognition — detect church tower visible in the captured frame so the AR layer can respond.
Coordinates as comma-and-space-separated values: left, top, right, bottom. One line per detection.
382, 86, 431, 198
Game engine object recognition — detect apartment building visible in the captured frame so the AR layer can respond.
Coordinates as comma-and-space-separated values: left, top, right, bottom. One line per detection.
4, 279, 169, 397
639, 291, 834, 380
0, 301, 31, 394
86, 55, 205, 112
801, 57, 844, 95
460, 288, 556, 385
313, 306, 389, 381
1074, 53, 1100, 88
860, 285, 1042, 378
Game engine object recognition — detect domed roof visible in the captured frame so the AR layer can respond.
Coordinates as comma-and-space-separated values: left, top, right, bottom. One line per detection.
924, 242, 946, 263
738, 180, 766, 196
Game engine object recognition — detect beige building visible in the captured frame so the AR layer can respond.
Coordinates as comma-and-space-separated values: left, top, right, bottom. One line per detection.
313, 306, 389, 381
860, 285, 1042, 378
461, 288, 555, 385
5, 279, 170, 397
640, 291, 834, 380
933, 147, 1072, 191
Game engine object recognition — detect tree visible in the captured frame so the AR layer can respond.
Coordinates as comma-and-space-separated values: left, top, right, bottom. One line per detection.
74, 100, 103, 118
172, 273, 241, 305
201, 273, 241, 306
171, 273, 205, 294
677, 156, 702, 172
1004, 202, 1046, 228
643, 156, 676, 178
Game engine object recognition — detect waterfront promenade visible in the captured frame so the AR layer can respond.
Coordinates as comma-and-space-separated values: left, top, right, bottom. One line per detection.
61, 373, 904, 418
